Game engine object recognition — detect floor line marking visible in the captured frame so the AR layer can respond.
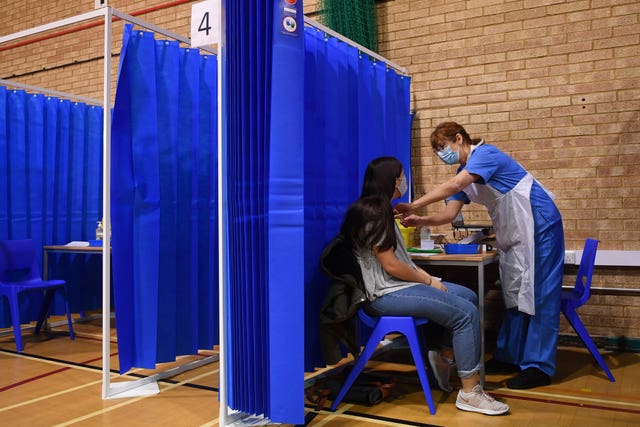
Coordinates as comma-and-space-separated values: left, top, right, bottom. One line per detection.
493, 387, 640, 409
52, 370, 217, 426
198, 417, 219, 427
0, 350, 169, 398
0, 379, 104, 412
494, 391, 640, 415
0, 350, 119, 378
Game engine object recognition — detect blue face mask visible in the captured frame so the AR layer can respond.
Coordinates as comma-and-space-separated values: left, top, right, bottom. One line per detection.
437, 145, 459, 165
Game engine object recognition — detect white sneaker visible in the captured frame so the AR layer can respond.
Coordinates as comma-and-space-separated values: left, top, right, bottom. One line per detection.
428, 350, 453, 392
456, 384, 509, 415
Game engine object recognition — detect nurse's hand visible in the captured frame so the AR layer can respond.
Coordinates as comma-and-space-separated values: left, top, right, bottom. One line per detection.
400, 214, 423, 227
393, 202, 413, 215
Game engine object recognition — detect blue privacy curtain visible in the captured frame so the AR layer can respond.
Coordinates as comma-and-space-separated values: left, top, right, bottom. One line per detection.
302, 26, 412, 371
111, 25, 218, 373
0, 86, 103, 327
224, 0, 305, 423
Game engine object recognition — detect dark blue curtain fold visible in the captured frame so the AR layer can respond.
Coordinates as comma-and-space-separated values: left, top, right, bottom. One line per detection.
224, 0, 305, 422
225, 0, 272, 417
111, 25, 219, 373
302, 26, 412, 371
0, 86, 103, 327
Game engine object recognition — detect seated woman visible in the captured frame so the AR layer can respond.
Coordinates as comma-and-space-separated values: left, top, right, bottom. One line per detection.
339, 156, 509, 416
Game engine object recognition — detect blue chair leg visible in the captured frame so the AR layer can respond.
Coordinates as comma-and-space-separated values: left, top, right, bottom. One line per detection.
563, 306, 615, 382
404, 320, 436, 414
329, 322, 391, 411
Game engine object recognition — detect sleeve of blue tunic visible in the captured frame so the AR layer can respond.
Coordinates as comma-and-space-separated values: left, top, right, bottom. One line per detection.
466, 144, 527, 190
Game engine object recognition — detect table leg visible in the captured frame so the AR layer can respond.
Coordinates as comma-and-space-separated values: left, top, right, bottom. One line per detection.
478, 263, 485, 387
43, 249, 49, 281
42, 249, 50, 330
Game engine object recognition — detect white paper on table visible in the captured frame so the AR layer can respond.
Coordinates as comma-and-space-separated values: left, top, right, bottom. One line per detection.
65, 241, 90, 247
458, 231, 486, 244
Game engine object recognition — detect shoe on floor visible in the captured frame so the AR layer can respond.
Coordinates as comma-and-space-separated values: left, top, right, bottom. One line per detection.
456, 384, 510, 415
484, 358, 519, 374
428, 350, 453, 392
506, 367, 551, 389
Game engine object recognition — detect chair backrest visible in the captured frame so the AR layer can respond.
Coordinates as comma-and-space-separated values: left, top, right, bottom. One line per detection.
0, 239, 40, 283
573, 238, 599, 307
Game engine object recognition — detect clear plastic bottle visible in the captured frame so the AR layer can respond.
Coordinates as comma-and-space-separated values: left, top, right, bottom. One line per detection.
96, 220, 104, 240
420, 226, 433, 249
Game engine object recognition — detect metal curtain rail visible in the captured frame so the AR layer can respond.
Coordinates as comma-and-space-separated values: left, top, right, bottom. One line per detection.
0, 78, 102, 105
0, 7, 216, 56
0, 9, 106, 44
303, 15, 408, 76
111, 8, 217, 55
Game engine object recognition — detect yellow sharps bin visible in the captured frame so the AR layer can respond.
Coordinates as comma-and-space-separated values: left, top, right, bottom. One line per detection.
395, 219, 415, 248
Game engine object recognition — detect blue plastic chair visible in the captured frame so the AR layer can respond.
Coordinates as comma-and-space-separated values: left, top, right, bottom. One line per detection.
561, 238, 615, 382
0, 239, 75, 351
330, 308, 436, 414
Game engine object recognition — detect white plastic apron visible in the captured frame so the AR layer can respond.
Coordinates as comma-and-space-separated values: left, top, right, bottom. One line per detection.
463, 174, 536, 315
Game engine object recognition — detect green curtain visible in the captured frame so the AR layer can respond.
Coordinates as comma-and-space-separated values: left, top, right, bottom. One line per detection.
319, 0, 379, 52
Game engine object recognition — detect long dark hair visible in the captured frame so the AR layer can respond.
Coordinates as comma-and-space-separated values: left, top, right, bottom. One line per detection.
341, 156, 403, 252
360, 156, 403, 200
340, 195, 397, 252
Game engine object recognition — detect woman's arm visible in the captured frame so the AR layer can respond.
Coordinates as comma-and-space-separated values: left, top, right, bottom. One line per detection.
374, 246, 447, 292
402, 199, 464, 227
395, 170, 478, 214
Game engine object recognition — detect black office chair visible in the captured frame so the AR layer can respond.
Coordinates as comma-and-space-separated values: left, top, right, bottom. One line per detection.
0, 239, 75, 351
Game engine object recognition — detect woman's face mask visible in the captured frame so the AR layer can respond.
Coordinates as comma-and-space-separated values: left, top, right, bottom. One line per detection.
397, 174, 408, 197
437, 145, 460, 165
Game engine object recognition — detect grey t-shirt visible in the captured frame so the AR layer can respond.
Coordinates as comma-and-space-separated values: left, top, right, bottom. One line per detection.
355, 223, 424, 301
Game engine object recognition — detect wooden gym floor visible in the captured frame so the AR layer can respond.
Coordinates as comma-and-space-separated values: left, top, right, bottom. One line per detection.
1, 316, 639, 427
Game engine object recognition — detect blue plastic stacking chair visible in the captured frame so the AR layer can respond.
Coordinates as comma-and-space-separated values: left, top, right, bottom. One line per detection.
0, 239, 75, 351
561, 238, 615, 382
330, 307, 436, 414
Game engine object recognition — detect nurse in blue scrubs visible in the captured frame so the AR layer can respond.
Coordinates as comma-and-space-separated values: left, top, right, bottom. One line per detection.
396, 121, 564, 389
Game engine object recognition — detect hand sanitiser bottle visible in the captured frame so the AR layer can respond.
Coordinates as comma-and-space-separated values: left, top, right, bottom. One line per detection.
96, 220, 104, 240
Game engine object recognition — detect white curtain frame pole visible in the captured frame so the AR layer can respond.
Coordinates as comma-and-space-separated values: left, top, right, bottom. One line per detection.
0, 9, 105, 44
0, 79, 102, 105
101, 5, 113, 399
303, 16, 408, 76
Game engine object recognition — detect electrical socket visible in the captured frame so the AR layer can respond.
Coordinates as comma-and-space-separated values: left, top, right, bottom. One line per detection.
564, 250, 576, 265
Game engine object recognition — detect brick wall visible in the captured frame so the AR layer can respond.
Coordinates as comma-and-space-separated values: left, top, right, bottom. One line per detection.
307, 0, 640, 343
0, 0, 194, 102
2, 0, 639, 343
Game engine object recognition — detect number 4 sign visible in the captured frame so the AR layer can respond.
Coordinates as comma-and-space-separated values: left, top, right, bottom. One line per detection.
191, 0, 220, 47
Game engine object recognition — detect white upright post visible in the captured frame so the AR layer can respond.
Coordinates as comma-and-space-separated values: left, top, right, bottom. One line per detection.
101, 5, 113, 399
216, 0, 228, 424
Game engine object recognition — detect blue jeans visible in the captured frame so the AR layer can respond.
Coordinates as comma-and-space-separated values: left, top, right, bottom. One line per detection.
366, 282, 481, 378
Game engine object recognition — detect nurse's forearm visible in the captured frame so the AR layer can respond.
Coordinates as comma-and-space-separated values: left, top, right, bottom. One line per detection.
419, 213, 453, 226
411, 171, 475, 211
411, 181, 459, 210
